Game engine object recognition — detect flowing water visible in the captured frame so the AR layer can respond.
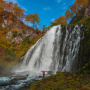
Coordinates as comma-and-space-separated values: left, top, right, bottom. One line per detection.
19, 25, 84, 72
0, 25, 84, 90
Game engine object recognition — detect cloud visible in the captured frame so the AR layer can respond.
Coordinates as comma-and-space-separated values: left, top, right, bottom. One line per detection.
5, 0, 18, 3
5, 0, 27, 11
22, 19, 33, 27
44, 6, 51, 10
64, 3, 66, 5
57, 0, 62, 3
19, 5, 27, 11
51, 19, 55, 22
61, 5, 67, 9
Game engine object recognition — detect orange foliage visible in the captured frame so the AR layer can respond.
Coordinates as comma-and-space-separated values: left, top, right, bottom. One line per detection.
13, 3, 25, 20
55, 15, 67, 25
70, 0, 89, 13
8, 20, 13, 25
5, 2, 13, 12
0, 0, 5, 14
15, 45, 21, 51
25, 13, 40, 28
65, 10, 73, 20
0, 0, 43, 62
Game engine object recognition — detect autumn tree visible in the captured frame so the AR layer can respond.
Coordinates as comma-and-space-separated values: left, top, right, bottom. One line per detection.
0, 0, 5, 14
25, 14, 30, 25
55, 15, 67, 25
70, 0, 89, 14
5, 1, 13, 13
11, 26, 21, 37
65, 10, 73, 21
0, 0, 7, 25
48, 19, 58, 28
0, 1, 13, 25
42, 25, 47, 32
13, 3, 25, 20
25, 13, 40, 28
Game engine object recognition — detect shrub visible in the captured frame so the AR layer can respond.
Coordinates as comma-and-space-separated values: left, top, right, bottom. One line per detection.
13, 31, 17, 37
77, 16, 90, 74
21, 36, 31, 47
36, 29, 40, 34
18, 33, 22, 36
22, 29, 26, 34
5, 48, 16, 57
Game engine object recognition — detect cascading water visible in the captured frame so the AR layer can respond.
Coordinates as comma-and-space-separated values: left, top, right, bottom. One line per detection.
0, 25, 84, 90
19, 25, 84, 73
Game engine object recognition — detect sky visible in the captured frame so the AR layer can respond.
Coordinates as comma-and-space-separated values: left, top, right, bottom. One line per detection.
5, 0, 76, 27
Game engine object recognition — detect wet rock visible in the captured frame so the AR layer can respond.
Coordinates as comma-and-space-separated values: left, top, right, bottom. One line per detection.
47, 71, 53, 75
38, 76, 42, 78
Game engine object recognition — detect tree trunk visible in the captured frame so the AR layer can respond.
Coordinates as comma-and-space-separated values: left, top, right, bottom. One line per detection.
33, 22, 35, 29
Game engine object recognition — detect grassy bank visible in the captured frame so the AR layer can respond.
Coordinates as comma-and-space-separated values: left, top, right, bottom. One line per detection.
29, 72, 90, 90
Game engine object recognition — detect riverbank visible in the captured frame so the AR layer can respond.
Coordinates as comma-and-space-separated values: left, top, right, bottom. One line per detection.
0, 71, 43, 90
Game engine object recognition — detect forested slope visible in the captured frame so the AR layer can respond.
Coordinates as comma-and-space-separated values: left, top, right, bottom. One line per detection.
0, 0, 45, 67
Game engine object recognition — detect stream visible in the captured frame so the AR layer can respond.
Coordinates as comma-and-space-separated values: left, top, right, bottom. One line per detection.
0, 71, 51, 90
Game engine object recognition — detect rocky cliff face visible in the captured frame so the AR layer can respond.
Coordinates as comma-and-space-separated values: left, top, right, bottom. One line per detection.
6, 28, 35, 43
0, 10, 40, 44
84, 5, 90, 18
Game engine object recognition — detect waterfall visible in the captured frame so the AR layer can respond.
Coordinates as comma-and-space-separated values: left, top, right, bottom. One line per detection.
19, 25, 84, 73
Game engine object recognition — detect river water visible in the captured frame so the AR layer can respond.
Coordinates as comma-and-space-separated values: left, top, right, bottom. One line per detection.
0, 71, 51, 90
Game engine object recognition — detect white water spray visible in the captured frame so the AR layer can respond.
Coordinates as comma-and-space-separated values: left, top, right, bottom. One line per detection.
18, 25, 84, 73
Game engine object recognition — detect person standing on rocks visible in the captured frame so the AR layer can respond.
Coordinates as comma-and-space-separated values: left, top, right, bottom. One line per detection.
41, 71, 47, 78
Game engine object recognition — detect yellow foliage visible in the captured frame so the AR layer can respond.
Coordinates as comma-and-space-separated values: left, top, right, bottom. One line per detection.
70, 0, 89, 13
0, 30, 6, 41
8, 20, 13, 25
11, 26, 21, 34
65, 10, 73, 20
15, 45, 21, 51
0, 43, 6, 49
56, 15, 67, 25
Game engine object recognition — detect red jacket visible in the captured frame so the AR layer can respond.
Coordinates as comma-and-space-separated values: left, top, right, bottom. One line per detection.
41, 71, 47, 74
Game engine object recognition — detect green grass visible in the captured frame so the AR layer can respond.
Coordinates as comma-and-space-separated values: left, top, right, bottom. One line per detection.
30, 72, 90, 90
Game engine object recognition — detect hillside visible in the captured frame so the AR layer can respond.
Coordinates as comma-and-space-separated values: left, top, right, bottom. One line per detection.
0, 1, 45, 68
0, 0, 90, 90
